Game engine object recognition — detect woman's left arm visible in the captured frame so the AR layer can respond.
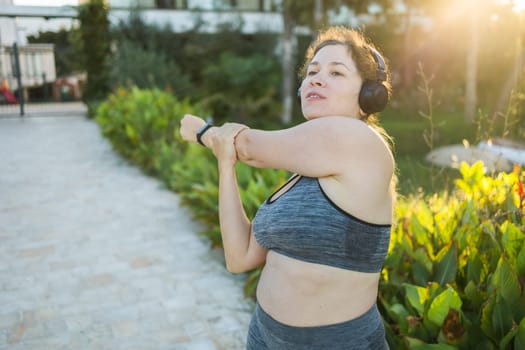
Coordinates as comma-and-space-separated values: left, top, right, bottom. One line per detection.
234, 116, 391, 178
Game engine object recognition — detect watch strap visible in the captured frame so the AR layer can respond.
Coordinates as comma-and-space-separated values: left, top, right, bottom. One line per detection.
196, 123, 213, 146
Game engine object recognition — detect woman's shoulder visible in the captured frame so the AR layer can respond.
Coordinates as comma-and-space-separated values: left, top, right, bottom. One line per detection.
308, 116, 391, 154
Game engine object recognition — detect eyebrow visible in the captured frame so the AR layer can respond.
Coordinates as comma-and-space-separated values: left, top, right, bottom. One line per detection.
308, 61, 352, 71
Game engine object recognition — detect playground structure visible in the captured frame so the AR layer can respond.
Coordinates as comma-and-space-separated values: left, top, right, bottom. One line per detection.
0, 79, 17, 104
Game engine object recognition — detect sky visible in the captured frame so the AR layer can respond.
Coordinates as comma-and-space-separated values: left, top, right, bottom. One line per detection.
13, 0, 78, 5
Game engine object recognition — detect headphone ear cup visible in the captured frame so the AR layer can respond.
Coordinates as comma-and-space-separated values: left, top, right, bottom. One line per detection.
359, 81, 389, 114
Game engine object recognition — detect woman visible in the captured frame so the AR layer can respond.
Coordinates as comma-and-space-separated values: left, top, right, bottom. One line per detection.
180, 26, 395, 349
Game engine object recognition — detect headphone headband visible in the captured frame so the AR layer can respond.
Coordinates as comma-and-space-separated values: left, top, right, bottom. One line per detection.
369, 47, 386, 82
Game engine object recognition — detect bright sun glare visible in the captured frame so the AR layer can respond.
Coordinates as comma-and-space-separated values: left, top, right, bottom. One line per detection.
513, 0, 525, 12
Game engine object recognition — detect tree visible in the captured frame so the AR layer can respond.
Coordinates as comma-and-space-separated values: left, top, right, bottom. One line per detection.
280, 0, 298, 124
464, 2, 479, 124
78, 0, 111, 102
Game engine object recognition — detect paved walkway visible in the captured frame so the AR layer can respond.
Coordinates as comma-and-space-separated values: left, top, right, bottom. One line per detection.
0, 105, 253, 349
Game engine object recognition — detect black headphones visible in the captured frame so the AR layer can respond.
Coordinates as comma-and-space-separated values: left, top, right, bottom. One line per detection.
358, 47, 389, 114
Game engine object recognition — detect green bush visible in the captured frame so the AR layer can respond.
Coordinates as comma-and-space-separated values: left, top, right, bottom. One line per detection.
95, 87, 205, 180
382, 162, 525, 349
109, 40, 194, 96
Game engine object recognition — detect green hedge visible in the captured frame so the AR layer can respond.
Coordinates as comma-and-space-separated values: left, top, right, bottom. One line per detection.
383, 162, 525, 349
95, 88, 525, 349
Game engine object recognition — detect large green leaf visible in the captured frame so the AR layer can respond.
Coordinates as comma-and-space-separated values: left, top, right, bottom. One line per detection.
405, 283, 430, 315
411, 214, 433, 251
500, 221, 525, 261
384, 302, 410, 333
413, 248, 433, 285
500, 325, 519, 350
481, 293, 496, 341
464, 280, 485, 310
466, 251, 484, 285
427, 286, 462, 327
434, 241, 458, 287
515, 318, 525, 350
516, 243, 525, 277
491, 296, 514, 342
496, 258, 521, 310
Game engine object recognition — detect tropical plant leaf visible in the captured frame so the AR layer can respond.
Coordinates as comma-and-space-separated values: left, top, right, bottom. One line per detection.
515, 318, 525, 350
404, 283, 430, 315
434, 241, 458, 287
427, 286, 462, 327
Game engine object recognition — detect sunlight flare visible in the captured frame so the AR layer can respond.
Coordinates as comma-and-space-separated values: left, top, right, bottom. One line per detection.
513, 0, 525, 12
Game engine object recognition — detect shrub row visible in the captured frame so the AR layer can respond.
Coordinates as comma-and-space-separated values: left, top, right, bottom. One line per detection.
95, 88, 525, 349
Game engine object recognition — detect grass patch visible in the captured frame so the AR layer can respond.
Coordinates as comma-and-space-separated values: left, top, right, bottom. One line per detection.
381, 109, 506, 195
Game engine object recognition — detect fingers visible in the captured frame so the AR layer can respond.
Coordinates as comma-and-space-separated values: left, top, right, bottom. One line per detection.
219, 123, 249, 139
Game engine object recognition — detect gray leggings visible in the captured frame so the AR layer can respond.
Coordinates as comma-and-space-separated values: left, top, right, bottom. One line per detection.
246, 303, 389, 350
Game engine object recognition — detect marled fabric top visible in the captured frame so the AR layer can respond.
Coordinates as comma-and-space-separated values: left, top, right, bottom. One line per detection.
252, 175, 391, 273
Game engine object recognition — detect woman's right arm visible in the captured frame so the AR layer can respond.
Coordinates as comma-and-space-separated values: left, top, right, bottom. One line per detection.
180, 115, 267, 273
216, 156, 268, 273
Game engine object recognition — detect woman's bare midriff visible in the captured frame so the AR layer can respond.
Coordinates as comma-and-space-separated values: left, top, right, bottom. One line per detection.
256, 250, 380, 327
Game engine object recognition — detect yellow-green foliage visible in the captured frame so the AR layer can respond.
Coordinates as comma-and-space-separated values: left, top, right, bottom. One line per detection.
383, 162, 525, 349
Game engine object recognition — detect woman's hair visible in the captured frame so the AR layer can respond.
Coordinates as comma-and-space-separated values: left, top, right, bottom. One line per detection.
300, 26, 398, 192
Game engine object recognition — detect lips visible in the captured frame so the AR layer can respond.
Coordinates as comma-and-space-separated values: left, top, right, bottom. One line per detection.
305, 91, 326, 100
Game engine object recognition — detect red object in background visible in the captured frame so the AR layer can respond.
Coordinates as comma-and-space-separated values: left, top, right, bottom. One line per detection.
0, 86, 18, 104
517, 179, 524, 211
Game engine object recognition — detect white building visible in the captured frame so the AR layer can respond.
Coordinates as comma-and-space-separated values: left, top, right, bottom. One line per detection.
0, 0, 78, 100
100, 0, 284, 34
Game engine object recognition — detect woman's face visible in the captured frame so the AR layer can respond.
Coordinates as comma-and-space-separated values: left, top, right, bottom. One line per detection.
300, 44, 363, 120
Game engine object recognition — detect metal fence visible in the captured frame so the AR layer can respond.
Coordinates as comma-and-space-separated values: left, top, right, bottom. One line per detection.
0, 43, 24, 116
0, 42, 86, 118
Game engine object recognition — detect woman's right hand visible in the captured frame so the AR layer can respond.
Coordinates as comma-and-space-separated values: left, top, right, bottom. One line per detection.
209, 123, 249, 167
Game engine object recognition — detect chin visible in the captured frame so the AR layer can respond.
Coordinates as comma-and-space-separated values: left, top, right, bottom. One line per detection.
304, 114, 327, 120
302, 109, 321, 120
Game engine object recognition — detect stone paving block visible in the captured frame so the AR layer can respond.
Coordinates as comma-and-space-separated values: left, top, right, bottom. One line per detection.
0, 312, 21, 330
64, 313, 93, 332
183, 319, 211, 338
179, 337, 219, 350
111, 319, 138, 337
209, 314, 244, 333
212, 329, 247, 350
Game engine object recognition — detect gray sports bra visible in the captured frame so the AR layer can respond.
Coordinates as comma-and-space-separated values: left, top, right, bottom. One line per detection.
252, 175, 391, 273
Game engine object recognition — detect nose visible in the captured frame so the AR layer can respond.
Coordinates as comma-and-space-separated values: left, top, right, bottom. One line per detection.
309, 76, 325, 87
